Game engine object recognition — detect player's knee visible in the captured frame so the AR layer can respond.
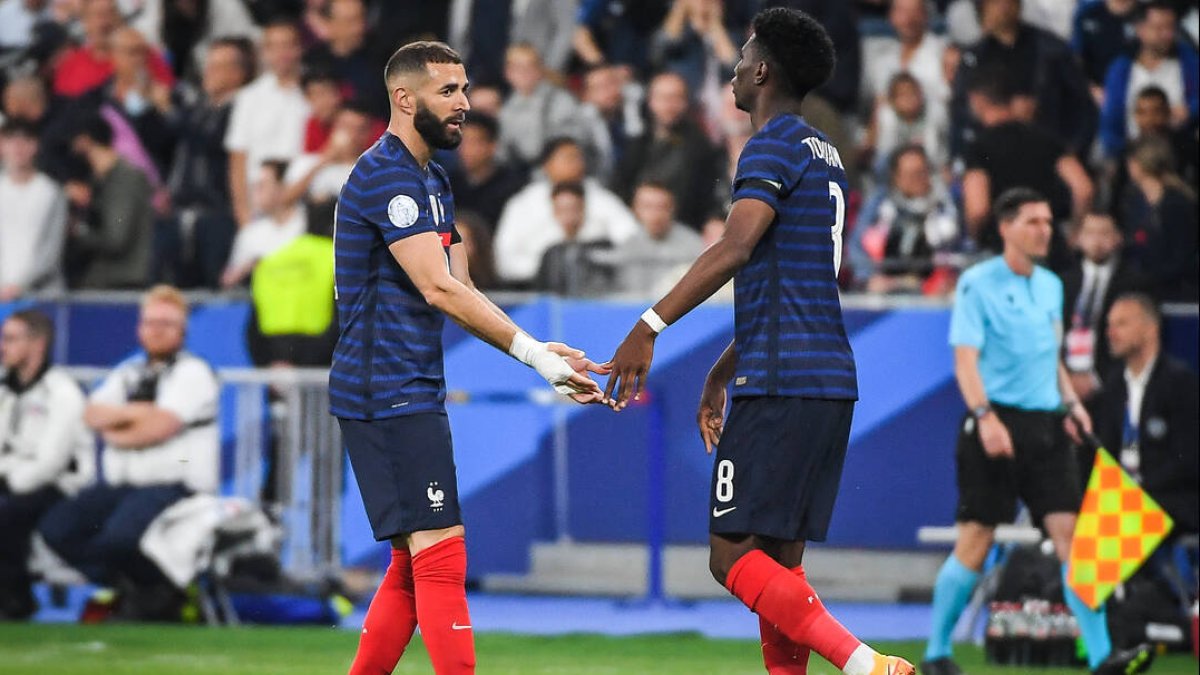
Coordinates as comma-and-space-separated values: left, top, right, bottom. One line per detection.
408, 525, 466, 555
708, 544, 745, 587
709, 553, 732, 587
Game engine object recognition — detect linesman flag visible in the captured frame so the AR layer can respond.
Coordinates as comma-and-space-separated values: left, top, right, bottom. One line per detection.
1068, 445, 1174, 610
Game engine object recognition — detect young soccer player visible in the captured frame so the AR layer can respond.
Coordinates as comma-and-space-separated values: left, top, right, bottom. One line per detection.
331, 41, 606, 674
606, 8, 915, 675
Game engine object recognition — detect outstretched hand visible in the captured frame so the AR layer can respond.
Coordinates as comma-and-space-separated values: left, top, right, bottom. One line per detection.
603, 321, 657, 411
547, 342, 611, 405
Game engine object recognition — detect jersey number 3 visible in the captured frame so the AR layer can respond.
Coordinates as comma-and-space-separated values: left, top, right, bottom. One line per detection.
828, 182, 845, 277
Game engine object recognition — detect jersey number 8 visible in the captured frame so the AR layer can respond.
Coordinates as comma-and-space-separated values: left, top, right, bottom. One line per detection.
828, 182, 845, 277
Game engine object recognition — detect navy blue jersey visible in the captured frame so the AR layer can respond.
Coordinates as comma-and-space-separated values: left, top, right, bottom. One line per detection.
729, 114, 857, 400
330, 133, 460, 420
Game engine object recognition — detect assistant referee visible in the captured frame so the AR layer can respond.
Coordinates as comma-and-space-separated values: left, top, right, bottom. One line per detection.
921, 188, 1153, 675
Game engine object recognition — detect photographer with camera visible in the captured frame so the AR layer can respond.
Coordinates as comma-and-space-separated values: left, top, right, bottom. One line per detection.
37, 285, 219, 621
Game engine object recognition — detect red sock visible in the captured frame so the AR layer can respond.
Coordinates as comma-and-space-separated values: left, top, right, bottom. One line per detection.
761, 616, 811, 673
412, 537, 475, 674
759, 566, 812, 674
349, 548, 418, 675
727, 550, 861, 670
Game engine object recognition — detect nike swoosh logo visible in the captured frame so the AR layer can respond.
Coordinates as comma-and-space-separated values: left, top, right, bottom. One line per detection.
712, 506, 737, 517
451, 623, 472, 631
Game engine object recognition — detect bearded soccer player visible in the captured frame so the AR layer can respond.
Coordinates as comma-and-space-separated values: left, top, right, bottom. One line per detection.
331, 42, 605, 675
606, 9, 913, 675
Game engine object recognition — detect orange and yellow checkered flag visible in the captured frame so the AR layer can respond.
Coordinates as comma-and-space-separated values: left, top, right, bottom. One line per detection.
1068, 447, 1174, 609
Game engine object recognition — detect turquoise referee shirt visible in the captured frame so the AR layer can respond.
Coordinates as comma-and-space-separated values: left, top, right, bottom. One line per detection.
949, 256, 1064, 411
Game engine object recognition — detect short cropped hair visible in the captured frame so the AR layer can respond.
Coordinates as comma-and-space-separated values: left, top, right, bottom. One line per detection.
260, 159, 290, 183
141, 284, 189, 316
551, 181, 585, 200
887, 144, 929, 178
634, 180, 674, 199
751, 8, 835, 99
1136, 85, 1169, 106
967, 67, 1017, 105
6, 309, 54, 346
1136, 1, 1176, 22
1113, 292, 1162, 326
539, 136, 582, 165
0, 118, 39, 139
463, 113, 500, 142
75, 114, 114, 147
384, 41, 462, 85
993, 187, 1048, 224
210, 36, 256, 83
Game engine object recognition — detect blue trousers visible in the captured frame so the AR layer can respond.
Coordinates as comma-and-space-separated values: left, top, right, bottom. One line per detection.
37, 483, 189, 585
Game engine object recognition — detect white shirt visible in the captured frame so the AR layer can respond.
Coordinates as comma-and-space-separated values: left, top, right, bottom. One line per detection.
90, 352, 220, 494
283, 154, 354, 202
226, 208, 307, 271
0, 368, 95, 496
0, 0, 48, 49
0, 171, 67, 293
1124, 354, 1158, 429
130, 0, 260, 71
224, 73, 310, 194
862, 33, 950, 105
494, 178, 640, 283
1126, 58, 1185, 138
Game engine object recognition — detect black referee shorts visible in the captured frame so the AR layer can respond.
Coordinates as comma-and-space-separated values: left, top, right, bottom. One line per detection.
339, 413, 463, 541
955, 404, 1082, 527
709, 397, 854, 542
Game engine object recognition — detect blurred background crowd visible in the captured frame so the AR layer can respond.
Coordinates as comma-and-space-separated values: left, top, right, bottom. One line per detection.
0, 0, 1197, 306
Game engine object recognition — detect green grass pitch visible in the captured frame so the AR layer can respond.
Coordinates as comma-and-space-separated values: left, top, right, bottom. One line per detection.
0, 624, 1195, 674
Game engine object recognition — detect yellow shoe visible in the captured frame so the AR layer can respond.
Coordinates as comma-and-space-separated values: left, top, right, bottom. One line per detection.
870, 654, 916, 675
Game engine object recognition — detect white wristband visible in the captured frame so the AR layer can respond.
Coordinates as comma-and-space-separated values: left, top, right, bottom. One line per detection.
640, 308, 668, 334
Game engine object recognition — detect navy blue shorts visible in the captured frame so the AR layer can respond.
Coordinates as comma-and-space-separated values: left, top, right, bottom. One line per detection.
338, 413, 462, 541
709, 397, 854, 542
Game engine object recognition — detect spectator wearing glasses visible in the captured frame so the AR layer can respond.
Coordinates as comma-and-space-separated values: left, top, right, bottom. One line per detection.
38, 285, 219, 621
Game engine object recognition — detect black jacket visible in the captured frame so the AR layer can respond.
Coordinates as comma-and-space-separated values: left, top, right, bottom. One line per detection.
951, 23, 1097, 158
1059, 257, 1145, 377
1089, 355, 1199, 533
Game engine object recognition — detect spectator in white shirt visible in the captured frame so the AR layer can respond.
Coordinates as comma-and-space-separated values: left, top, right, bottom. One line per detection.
862, 72, 950, 182
224, 19, 309, 228
0, 310, 94, 620
0, 119, 67, 300
862, 0, 950, 107
494, 137, 639, 286
282, 103, 372, 211
0, 0, 52, 51
496, 42, 586, 171
38, 285, 219, 620
221, 160, 306, 289
613, 181, 704, 294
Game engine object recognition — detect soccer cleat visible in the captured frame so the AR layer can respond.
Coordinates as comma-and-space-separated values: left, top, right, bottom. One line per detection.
919, 657, 964, 675
1093, 643, 1155, 675
870, 654, 916, 675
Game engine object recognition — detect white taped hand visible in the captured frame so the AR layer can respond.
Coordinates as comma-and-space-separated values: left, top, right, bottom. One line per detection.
508, 333, 579, 395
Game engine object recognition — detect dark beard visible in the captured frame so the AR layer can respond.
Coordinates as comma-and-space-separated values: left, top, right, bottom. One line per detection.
414, 101, 463, 150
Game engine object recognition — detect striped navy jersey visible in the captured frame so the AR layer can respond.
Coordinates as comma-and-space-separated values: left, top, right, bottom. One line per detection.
330, 133, 460, 420
729, 114, 858, 400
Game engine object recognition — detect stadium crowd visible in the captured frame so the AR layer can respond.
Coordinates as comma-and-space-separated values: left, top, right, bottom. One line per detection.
0, 0, 1196, 305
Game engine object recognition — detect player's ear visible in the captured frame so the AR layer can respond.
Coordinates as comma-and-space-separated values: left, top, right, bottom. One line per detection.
754, 60, 768, 87
392, 84, 413, 114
